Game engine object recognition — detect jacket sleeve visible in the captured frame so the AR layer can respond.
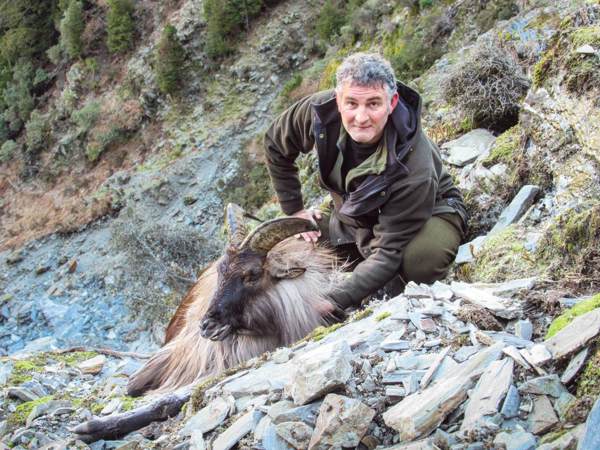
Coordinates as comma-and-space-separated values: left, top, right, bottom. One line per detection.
264, 95, 317, 215
328, 176, 437, 309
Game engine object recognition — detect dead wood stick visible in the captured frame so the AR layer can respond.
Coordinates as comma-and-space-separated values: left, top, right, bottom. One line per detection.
52, 346, 151, 359
72, 386, 192, 443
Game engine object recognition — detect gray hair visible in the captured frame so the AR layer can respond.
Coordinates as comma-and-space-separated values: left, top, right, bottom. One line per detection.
335, 53, 397, 98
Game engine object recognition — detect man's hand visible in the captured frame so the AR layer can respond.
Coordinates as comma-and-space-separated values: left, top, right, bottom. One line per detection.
292, 209, 322, 243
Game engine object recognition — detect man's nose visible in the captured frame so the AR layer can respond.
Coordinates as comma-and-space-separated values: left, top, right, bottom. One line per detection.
355, 107, 369, 123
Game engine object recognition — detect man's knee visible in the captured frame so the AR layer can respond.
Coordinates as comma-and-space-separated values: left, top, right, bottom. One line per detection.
400, 215, 461, 284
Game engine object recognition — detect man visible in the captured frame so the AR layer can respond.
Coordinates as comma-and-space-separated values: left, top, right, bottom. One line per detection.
264, 53, 467, 311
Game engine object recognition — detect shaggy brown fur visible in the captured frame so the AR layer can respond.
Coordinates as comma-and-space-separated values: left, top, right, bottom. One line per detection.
127, 239, 340, 396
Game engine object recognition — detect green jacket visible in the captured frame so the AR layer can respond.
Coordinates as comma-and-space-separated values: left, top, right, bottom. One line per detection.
264, 83, 467, 308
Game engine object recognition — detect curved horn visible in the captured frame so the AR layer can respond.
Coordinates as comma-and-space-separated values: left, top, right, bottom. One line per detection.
240, 217, 318, 254
225, 203, 248, 247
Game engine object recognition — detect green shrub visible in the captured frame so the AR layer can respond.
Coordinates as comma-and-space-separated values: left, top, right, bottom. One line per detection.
46, 44, 64, 65
60, 0, 85, 59
106, 0, 135, 54
71, 100, 100, 135
155, 24, 186, 95
316, 0, 347, 40
203, 0, 263, 59
0, 139, 17, 163
24, 110, 49, 155
1, 61, 35, 132
86, 125, 122, 161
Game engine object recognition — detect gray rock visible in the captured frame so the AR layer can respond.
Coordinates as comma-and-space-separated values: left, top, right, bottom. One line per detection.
308, 394, 375, 450
561, 347, 589, 384
0, 361, 14, 386
455, 236, 486, 264
18, 336, 58, 354
454, 346, 480, 363
554, 391, 576, 421
515, 320, 533, 341
275, 421, 313, 449
212, 409, 263, 450
493, 431, 536, 450
500, 385, 520, 419
182, 397, 230, 436
7, 386, 39, 402
268, 400, 321, 426
441, 129, 496, 167
26, 400, 72, 427
262, 423, 294, 450
431, 281, 454, 301
287, 341, 353, 405
489, 185, 540, 235
519, 374, 566, 398
527, 395, 559, 435
578, 395, 600, 450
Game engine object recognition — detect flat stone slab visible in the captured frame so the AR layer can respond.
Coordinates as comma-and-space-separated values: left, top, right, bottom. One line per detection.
460, 358, 514, 433
451, 282, 519, 319
441, 128, 496, 167
561, 347, 589, 384
493, 431, 536, 450
527, 395, 558, 435
287, 340, 353, 405
383, 343, 503, 441
213, 409, 263, 450
519, 374, 566, 398
579, 396, 600, 450
489, 185, 540, 235
308, 394, 375, 450
455, 236, 486, 264
544, 309, 600, 359
182, 397, 231, 436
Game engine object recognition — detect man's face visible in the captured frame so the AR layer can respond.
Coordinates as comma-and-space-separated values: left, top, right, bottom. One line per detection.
336, 82, 399, 145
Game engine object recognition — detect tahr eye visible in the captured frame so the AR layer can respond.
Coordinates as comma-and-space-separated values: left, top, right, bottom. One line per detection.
243, 270, 261, 284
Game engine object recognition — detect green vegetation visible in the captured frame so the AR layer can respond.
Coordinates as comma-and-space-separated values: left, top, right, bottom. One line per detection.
546, 294, 600, 338
275, 73, 303, 112
155, 24, 186, 96
375, 311, 391, 322
307, 323, 343, 342
353, 307, 373, 321
315, 0, 348, 41
106, 0, 135, 54
203, 0, 262, 59
24, 110, 50, 156
60, 0, 84, 59
532, 23, 600, 97
9, 395, 54, 426
72, 100, 101, 135
464, 226, 539, 283
536, 205, 600, 288
1, 60, 35, 133
576, 345, 600, 398
0, 139, 17, 163
482, 125, 524, 168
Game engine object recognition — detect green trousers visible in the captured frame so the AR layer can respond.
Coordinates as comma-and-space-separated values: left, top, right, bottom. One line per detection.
317, 213, 462, 296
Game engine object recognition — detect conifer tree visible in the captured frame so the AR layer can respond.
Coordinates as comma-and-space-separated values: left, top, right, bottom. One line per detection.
106, 0, 135, 54
155, 24, 185, 96
60, 0, 85, 59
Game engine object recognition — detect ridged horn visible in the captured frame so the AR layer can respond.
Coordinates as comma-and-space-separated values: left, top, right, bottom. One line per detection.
225, 203, 248, 247
240, 217, 318, 254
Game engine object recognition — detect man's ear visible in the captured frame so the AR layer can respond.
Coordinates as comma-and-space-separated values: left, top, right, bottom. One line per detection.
389, 92, 399, 112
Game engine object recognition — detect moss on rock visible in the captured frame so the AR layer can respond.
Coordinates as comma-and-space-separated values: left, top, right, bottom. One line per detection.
466, 226, 540, 283
8, 395, 54, 427
546, 293, 600, 338
374, 311, 391, 322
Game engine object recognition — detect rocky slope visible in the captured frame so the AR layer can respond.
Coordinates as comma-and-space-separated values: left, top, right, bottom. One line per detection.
0, 0, 599, 448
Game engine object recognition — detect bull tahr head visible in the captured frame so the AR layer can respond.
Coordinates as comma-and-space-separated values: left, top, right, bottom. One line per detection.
199, 204, 318, 341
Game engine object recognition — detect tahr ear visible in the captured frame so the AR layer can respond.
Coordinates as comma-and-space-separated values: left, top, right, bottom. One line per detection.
267, 264, 306, 279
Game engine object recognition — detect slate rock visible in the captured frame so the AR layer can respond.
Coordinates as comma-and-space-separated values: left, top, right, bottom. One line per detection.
213, 409, 263, 450
500, 385, 520, 419
528, 395, 559, 435
268, 400, 321, 426
489, 185, 540, 235
493, 431, 536, 450
182, 397, 230, 436
287, 341, 353, 405
308, 394, 376, 450
519, 374, 566, 398
441, 129, 496, 167
275, 421, 313, 449
78, 355, 107, 375
515, 320, 533, 341
579, 395, 600, 450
